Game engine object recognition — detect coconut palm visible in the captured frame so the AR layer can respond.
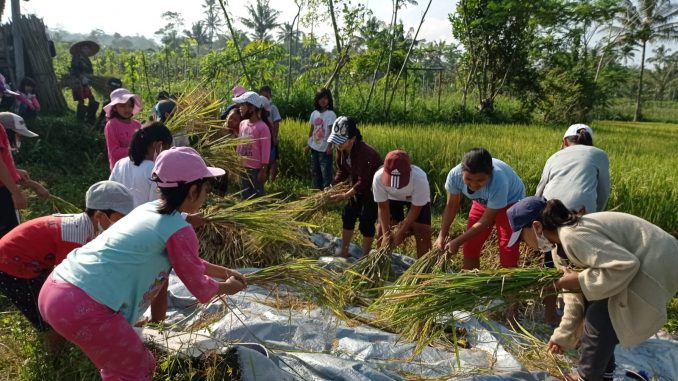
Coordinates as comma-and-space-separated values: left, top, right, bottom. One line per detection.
202, 0, 223, 48
240, 0, 281, 41
184, 21, 210, 54
613, 0, 678, 121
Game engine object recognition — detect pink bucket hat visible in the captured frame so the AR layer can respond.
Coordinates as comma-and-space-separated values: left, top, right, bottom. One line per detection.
232, 85, 246, 97
103, 88, 142, 118
152, 147, 225, 188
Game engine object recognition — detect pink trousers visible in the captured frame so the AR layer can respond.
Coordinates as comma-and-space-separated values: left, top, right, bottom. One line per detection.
463, 201, 520, 268
38, 275, 155, 381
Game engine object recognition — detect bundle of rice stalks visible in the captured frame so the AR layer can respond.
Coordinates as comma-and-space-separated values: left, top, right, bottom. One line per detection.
285, 182, 351, 221
199, 194, 317, 267
48, 194, 81, 214
377, 268, 561, 354
194, 132, 245, 177
339, 246, 394, 307
246, 258, 347, 316
165, 85, 223, 136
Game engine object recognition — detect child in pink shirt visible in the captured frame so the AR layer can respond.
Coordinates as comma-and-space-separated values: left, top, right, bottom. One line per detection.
233, 92, 271, 199
103, 88, 142, 170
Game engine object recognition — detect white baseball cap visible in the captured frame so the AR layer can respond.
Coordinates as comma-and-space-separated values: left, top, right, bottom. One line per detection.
0, 112, 38, 138
232, 91, 264, 108
563, 123, 592, 139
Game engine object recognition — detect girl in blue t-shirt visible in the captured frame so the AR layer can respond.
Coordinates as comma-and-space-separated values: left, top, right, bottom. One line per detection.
39, 147, 247, 381
435, 147, 525, 270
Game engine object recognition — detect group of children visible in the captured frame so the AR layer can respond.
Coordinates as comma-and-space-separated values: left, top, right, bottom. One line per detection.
0, 78, 676, 381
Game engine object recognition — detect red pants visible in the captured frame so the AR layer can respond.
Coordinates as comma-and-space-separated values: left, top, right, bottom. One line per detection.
463, 201, 520, 268
38, 275, 155, 381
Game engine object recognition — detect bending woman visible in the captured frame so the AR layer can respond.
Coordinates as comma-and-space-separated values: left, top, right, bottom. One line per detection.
507, 196, 677, 381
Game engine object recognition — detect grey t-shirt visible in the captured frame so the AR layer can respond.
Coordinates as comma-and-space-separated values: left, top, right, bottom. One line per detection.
536, 144, 610, 213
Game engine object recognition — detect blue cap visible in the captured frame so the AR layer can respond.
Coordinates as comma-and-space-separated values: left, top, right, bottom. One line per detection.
507, 196, 547, 247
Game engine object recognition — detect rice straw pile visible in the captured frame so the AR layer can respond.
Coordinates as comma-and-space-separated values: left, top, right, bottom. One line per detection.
246, 258, 347, 316
376, 268, 561, 353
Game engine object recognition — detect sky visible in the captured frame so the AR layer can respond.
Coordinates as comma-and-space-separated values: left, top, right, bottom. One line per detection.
1, 0, 456, 45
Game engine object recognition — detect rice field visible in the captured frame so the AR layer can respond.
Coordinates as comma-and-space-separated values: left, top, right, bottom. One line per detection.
278, 119, 678, 234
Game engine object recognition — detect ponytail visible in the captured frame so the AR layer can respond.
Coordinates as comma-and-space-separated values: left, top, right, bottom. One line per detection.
541, 199, 580, 230
565, 129, 593, 146
355, 128, 363, 142
128, 121, 173, 166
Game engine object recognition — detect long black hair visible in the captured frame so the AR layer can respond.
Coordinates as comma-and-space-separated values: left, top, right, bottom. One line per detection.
128, 122, 173, 166
541, 199, 580, 230
565, 128, 593, 146
313, 87, 334, 111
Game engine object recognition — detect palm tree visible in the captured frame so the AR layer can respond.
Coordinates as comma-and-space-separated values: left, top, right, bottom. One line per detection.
202, 0, 223, 48
184, 21, 209, 54
614, 0, 678, 121
240, 0, 281, 41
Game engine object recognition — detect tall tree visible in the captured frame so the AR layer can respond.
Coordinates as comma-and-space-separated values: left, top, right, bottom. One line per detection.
240, 0, 282, 41
184, 21, 209, 54
218, 0, 254, 88
155, 11, 185, 49
646, 45, 678, 100
202, 0, 223, 48
450, 0, 545, 113
613, 0, 678, 120
383, 0, 418, 109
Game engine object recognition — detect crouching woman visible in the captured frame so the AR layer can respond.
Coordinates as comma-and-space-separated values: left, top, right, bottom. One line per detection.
39, 147, 247, 381
506, 196, 678, 381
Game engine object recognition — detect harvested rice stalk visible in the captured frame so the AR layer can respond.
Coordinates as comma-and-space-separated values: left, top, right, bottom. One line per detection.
501, 319, 576, 378
165, 85, 223, 136
379, 268, 561, 355
286, 182, 351, 221
247, 258, 347, 316
48, 194, 81, 214
339, 246, 393, 307
202, 194, 315, 248
194, 132, 244, 175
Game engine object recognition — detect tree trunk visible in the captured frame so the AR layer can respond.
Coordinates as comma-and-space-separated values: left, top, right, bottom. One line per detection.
326, 0, 342, 108
286, 4, 302, 102
634, 40, 646, 122
383, 0, 399, 111
386, 0, 433, 116
364, 49, 386, 113
218, 0, 254, 89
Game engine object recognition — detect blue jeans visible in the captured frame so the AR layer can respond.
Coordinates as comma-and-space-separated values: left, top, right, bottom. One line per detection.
240, 168, 265, 200
310, 149, 333, 189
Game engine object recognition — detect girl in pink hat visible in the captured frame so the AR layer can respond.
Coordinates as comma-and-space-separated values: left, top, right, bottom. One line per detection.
103, 88, 143, 170
39, 147, 247, 381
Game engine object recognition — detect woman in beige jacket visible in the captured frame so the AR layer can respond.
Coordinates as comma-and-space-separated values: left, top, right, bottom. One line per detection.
506, 196, 678, 381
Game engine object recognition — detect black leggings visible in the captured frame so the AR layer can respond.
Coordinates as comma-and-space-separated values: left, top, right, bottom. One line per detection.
0, 187, 20, 239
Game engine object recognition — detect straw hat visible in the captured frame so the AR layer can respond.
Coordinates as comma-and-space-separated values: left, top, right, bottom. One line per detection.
69, 40, 100, 56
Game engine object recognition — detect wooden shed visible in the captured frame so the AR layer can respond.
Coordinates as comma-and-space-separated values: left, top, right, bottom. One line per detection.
0, 1, 68, 113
